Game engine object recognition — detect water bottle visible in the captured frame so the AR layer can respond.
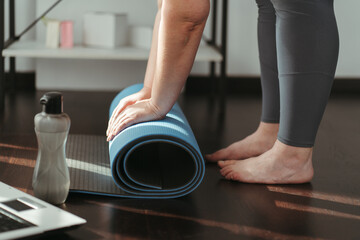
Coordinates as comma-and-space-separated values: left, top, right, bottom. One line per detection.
32, 92, 71, 205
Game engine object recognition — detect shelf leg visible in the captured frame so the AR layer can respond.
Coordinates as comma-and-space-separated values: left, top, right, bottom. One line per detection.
209, 0, 218, 103
219, 0, 228, 119
9, 58, 16, 91
0, 0, 5, 112
9, 0, 16, 91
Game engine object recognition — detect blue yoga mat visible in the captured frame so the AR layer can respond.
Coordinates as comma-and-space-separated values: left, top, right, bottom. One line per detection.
106, 84, 205, 198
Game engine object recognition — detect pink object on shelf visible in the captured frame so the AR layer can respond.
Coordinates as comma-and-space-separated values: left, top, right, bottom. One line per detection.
60, 21, 73, 48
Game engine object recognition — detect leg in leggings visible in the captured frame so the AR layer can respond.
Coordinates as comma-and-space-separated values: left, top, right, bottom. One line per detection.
217, 0, 339, 183
205, 0, 280, 162
272, 0, 339, 147
257, 0, 279, 124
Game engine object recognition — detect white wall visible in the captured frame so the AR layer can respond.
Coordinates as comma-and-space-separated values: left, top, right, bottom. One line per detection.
219, 0, 360, 78
4, 0, 36, 71
6, 0, 360, 90
333, 0, 360, 77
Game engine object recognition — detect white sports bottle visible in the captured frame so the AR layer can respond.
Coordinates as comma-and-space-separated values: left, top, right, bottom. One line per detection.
33, 92, 71, 204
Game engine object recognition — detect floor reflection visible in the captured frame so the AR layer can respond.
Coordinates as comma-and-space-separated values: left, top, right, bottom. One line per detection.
88, 200, 326, 240
0, 156, 35, 168
275, 200, 360, 221
269, 185, 360, 223
0, 143, 37, 151
268, 186, 360, 207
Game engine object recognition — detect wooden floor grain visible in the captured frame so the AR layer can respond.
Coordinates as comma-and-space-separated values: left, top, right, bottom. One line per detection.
0, 90, 360, 240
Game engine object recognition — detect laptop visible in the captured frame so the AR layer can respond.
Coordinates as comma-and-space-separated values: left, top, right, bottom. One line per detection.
0, 181, 86, 240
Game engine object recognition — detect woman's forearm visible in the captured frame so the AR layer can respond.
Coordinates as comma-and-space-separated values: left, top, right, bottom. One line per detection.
151, 0, 210, 115
143, 8, 161, 91
106, 0, 210, 140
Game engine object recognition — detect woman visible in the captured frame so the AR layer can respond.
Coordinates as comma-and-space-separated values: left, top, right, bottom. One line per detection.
107, 0, 339, 184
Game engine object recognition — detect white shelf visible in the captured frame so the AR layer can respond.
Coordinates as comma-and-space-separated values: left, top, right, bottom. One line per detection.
2, 41, 223, 62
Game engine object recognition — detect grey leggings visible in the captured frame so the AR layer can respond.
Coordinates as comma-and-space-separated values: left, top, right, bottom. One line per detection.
256, 0, 339, 147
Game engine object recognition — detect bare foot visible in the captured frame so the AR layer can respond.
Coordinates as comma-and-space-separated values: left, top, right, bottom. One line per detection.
218, 140, 314, 184
205, 122, 279, 162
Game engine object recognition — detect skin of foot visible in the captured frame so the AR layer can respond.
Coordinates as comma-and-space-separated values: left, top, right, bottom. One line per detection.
218, 140, 314, 184
205, 122, 279, 162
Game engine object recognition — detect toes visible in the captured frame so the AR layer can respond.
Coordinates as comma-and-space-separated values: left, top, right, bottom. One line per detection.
220, 166, 232, 176
224, 172, 236, 181
205, 148, 229, 162
218, 160, 237, 168
220, 166, 241, 181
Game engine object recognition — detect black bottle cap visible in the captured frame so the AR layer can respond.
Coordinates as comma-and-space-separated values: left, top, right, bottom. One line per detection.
40, 92, 63, 114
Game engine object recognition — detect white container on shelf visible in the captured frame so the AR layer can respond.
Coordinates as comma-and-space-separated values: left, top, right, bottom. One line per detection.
83, 12, 128, 48
129, 26, 153, 49
46, 20, 60, 49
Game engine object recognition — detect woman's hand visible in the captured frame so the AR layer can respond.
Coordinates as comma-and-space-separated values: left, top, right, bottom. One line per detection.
107, 87, 151, 137
106, 99, 164, 141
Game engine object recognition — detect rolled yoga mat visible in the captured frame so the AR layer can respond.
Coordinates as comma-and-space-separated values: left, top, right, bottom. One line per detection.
67, 84, 205, 199
108, 84, 205, 198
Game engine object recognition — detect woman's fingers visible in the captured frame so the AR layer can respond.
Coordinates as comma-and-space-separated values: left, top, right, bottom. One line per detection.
106, 100, 163, 141
109, 109, 129, 136
111, 117, 135, 140
107, 99, 133, 135
107, 89, 152, 137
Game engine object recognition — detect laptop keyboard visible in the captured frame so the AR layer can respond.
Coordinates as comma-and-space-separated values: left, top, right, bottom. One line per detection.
0, 207, 34, 233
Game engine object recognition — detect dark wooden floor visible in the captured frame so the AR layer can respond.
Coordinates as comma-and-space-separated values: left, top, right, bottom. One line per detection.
1, 89, 360, 240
